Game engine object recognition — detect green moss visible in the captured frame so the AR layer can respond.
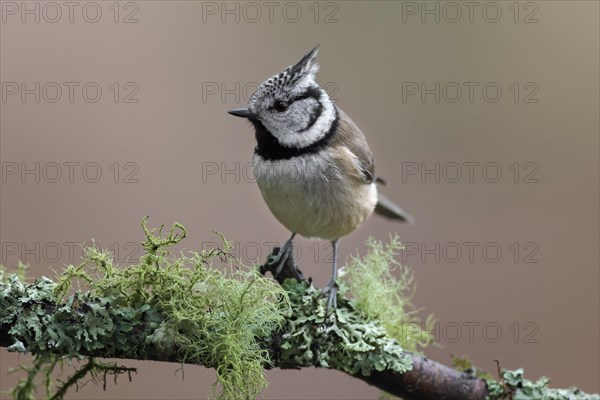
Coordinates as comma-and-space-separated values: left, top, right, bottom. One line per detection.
451, 355, 494, 380
339, 235, 434, 352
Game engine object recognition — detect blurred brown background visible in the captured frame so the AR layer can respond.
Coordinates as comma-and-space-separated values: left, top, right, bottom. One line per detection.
1, 1, 598, 398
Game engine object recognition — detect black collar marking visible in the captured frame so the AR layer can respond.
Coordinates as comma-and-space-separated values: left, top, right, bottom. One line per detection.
252, 106, 339, 161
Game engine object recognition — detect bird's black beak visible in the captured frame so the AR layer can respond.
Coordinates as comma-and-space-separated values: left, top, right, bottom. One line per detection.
227, 107, 253, 119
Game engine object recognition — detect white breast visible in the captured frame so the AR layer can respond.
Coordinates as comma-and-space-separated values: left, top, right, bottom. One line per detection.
253, 152, 377, 240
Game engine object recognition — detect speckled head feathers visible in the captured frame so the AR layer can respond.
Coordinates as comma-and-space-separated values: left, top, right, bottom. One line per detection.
250, 46, 320, 103
234, 46, 337, 152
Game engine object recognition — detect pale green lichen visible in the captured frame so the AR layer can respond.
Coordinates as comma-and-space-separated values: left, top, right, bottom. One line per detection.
451, 356, 599, 400
1, 226, 417, 399
267, 237, 421, 392
274, 279, 413, 376
1, 219, 288, 400
5, 224, 595, 400
340, 235, 434, 352
486, 368, 600, 400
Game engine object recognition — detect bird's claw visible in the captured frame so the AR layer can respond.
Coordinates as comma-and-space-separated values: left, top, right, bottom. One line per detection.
322, 280, 337, 314
268, 239, 295, 278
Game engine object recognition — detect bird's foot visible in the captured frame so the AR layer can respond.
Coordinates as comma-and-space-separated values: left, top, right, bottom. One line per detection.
322, 279, 338, 314
267, 238, 296, 279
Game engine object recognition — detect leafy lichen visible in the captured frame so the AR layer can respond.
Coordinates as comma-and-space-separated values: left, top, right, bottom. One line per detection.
1, 219, 288, 400
486, 368, 600, 400
4, 224, 595, 400
1, 226, 418, 399
451, 356, 599, 400
273, 279, 413, 376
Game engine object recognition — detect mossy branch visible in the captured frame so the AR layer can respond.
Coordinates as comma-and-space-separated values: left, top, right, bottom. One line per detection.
1, 221, 597, 400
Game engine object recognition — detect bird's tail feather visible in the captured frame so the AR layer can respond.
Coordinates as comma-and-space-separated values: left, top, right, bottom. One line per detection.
374, 193, 414, 224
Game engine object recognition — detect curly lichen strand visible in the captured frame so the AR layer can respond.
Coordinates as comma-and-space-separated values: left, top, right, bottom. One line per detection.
140, 216, 187, 268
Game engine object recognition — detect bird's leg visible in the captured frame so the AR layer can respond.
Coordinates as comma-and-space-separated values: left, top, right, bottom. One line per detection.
324, 239, 339, 313
271, 232, 297, 278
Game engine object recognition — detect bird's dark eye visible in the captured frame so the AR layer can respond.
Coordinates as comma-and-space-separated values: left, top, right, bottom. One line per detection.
273, 101, 288, 112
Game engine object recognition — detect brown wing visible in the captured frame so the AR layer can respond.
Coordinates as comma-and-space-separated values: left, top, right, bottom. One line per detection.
331, 108, 414, 223
330, 108, 376, 184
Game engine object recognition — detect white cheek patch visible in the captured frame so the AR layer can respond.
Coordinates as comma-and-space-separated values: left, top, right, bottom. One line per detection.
274, 95, 336, 149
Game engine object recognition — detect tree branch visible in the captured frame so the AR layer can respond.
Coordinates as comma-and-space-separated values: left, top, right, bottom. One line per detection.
0, 255, 487, 400
259, 246, 489, 400
1, 233, 597, 400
